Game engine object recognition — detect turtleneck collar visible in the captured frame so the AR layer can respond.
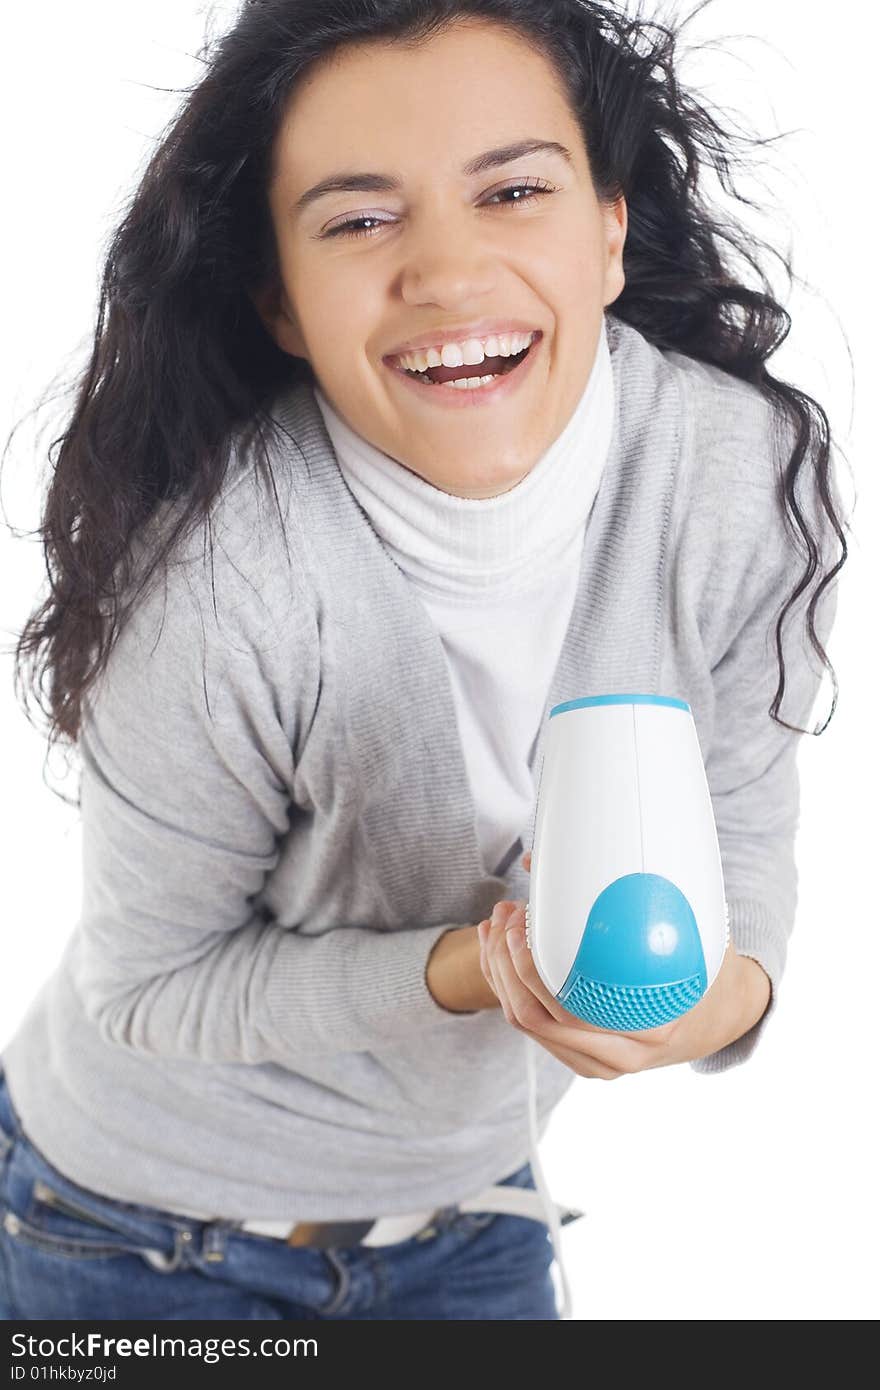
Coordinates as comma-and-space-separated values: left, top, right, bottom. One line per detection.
312, 314, 615, 604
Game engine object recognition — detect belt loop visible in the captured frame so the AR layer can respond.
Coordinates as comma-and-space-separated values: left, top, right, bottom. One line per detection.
320, 1247, 353, 1318
141, 1225, 193, 1274
200, 1221, 228, 1264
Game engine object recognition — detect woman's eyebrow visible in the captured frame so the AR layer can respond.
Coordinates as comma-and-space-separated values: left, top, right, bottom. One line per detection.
289, 137, 574, 218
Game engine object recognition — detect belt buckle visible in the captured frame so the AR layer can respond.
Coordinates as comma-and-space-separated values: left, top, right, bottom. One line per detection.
285, 1219, 375, 1249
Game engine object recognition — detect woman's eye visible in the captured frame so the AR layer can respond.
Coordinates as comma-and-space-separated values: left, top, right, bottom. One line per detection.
486, 179, 557, 208
322, 179, 557, 239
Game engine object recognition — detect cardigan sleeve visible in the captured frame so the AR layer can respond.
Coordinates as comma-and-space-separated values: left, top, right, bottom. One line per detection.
69, 468, 469, 1067
686, 408, 842, 1074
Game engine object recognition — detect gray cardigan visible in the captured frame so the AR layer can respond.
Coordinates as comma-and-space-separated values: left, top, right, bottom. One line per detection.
1, 314, 839, 1220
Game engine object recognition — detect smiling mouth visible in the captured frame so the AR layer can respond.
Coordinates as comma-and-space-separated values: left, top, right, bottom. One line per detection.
392, 335, 538, 387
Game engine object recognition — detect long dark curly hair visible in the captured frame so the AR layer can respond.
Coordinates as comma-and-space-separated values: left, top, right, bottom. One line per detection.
3, 0, 850, 804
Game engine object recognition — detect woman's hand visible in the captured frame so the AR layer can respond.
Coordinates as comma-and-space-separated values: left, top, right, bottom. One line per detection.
477, 851, 771, 1078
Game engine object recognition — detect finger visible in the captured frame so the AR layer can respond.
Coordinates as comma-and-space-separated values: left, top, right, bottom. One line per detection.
489, 903, 617, 1035
528, 1004, 667, 1068
521, 1029, 625, 1080
484, 927, 515, 1023
477, 920, 498, 997
560, 1012, 680, 1046
522, 851, 532, 871
500, 908, 590, 1027
491, 911, 563, 1032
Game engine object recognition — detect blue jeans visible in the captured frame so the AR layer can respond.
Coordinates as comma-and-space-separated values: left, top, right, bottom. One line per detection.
0, 1067, 558, 1320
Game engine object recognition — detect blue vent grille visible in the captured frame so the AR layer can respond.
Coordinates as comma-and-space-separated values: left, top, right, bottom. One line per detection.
560, 972, 704, 1031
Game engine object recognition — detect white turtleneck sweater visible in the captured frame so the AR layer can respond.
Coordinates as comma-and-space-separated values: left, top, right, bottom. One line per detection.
313, 317, 615, 879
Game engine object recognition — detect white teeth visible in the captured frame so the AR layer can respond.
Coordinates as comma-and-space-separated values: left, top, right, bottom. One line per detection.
444, 374, 499, 390
440, 342, 465, 368
396, 329, 537, 375
410, 372, 501, 389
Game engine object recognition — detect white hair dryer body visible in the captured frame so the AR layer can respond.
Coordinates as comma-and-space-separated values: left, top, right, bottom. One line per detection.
526, 694, 729, 1031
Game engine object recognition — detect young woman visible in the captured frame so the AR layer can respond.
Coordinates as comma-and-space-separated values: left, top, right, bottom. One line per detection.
0, 0, 847, 1321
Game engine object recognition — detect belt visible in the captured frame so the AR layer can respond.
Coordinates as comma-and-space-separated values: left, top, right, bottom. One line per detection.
237, 1185, 583, 1248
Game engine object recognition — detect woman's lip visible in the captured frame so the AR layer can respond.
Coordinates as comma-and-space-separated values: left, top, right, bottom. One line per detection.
383, 333, 543, 409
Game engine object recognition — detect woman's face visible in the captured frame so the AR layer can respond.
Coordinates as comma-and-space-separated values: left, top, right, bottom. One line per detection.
254, 18, 626, 500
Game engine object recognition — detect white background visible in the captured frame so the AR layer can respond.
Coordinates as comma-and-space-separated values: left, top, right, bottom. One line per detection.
1, 1, 876, 1320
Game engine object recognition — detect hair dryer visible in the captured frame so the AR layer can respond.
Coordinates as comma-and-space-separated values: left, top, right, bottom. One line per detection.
525, 694, 729, 1032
